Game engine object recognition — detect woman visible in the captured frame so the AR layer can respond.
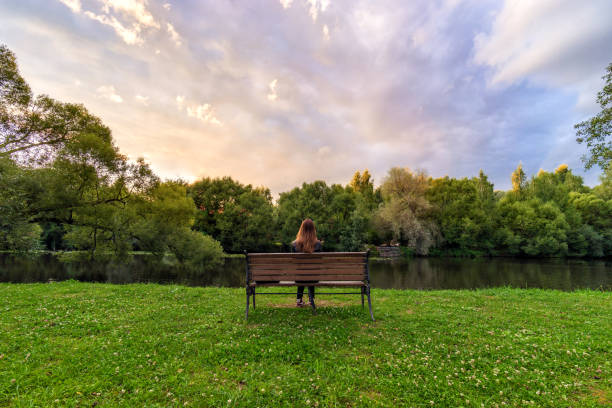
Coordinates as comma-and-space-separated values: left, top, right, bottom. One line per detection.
291, 218, 322, 307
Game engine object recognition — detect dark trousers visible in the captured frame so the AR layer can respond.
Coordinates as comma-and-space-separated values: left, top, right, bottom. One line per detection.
296, 285, 315, 300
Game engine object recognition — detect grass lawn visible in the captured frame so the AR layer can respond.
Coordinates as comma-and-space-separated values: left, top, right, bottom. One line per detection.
0, 282, 610, 407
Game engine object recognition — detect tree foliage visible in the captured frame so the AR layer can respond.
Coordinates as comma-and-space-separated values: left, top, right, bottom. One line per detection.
1, 45, 610, 261
0, 44, 224, 267
371, 168, 439, 255
189, 177, 275, 253
575, 62, 612, 170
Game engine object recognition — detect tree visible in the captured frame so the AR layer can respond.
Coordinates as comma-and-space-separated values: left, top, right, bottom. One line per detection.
0, 45, 225, 265
575, 62, 612, 171
497, 197, 569, 256
427, 172, 497, 255
189, 177, 275, 252
511, 163, 527, 195
0, 157, 42, 251
371, 168, 438, 254
275, 180, 371, 251
1, 46, 115, 165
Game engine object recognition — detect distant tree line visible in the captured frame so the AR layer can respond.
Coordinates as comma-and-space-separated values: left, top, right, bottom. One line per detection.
1, 45, 611, 260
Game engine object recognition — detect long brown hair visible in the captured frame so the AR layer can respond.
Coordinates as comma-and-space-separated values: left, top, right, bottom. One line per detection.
293, 218, 320, 253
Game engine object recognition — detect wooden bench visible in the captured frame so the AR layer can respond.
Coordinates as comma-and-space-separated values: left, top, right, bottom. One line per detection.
244, 251, 374, 320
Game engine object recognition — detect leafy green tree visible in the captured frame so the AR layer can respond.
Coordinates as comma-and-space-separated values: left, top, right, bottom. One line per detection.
349, 169, 381, 210
575, 62, 612, 170
427, 171, 497, 255
593, 165, 612, 200
0, 157, 42, 251
497, 197, 569, 256
511, 163, 527, 195
189, 177, 275, 252
1, 45, 225, 266
371, 168, 438, 254
275, 180, 370, 251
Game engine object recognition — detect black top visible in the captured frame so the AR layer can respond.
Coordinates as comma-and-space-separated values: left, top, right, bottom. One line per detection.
291, 241, 322, 253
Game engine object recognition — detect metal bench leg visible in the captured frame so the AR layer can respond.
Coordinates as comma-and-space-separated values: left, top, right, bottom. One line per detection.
309, 288, 316, 315
366, 286, 374, 321
245, 287, 251, 319
361, 286, 365, 308
252, 287, 256, 309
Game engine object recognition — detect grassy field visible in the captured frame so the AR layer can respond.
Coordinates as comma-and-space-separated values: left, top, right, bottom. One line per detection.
0, 282, 610, 407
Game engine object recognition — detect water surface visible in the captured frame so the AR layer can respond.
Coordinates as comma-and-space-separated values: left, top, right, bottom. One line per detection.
1, 254, 610, 291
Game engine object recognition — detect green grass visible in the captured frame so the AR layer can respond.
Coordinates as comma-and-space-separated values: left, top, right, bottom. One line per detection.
0, 283, 610, 407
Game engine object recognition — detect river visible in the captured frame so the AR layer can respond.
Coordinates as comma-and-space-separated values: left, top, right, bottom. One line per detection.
1, 254, 610, 290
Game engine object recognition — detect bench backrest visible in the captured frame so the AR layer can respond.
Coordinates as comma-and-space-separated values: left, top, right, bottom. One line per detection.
245, 252, 369, 283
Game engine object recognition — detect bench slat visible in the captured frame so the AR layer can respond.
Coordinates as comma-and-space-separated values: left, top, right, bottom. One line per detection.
252, 274, 365, 281
248, 252, 366, 258
252, 268, 365, 276
251, 272, 366, 280
249, 258, 365, 265
250, 265, 365, 272
250, 281, 365, 287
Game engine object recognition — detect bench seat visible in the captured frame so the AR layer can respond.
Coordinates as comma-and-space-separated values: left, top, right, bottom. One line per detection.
244, 251, 374, 320
250, 280, 366, 287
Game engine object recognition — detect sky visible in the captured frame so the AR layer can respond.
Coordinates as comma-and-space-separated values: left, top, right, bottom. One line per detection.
1, 0, 611, 194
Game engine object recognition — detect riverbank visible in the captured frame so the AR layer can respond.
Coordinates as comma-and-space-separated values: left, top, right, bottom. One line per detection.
1, 283, 610, 407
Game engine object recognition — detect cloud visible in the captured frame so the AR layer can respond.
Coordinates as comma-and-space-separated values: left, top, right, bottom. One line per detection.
166, 22, 182, 46
175, 95, 220, 125
474, 0, 612, 110
99, 0, 159, 29
83, 10, 143, 45
163, 3, 171, 11
267, 79, 278, 101
175, 95, 185, 109
96, 85, 123, 103
58, 0, 81, 13
135, 94, 149, 105
186, 104, 222, 125
56, 0, 165, 45
322, 24, 329, 41
4, 0, 608, 194
280, 0, 330, 22
307, 0, 330, 22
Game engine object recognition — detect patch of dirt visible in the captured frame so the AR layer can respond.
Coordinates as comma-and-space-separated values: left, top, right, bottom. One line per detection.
361, 390, 382, 401
589, 386, 611, 405
403, 309, 414, 315
265, 299, 355, 308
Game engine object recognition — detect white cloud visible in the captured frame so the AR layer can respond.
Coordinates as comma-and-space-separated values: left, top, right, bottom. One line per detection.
96, 85, 123, 103
322, 24, 330, 41
15, 0, 607, 193
163, 3, 171, 11
99, 0, 159, 29
474, 0, 612, 109
307, 0, 330, 21
317, 145, 331, 156
57, 0, 164, 45
186, 104, 222, 125
279, 0, 293, 9
84, 11, 143, 45
175, 95, 185, 109
267, 79, 278, 101
175, 95, 221, 125
280, 0, 329, 22
167, 23, 182, 46
58, 0, 81, 13
135, 94, 149, 105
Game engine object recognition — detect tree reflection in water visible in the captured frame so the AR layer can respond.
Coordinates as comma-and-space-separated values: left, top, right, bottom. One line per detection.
1, 254, 610, 290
